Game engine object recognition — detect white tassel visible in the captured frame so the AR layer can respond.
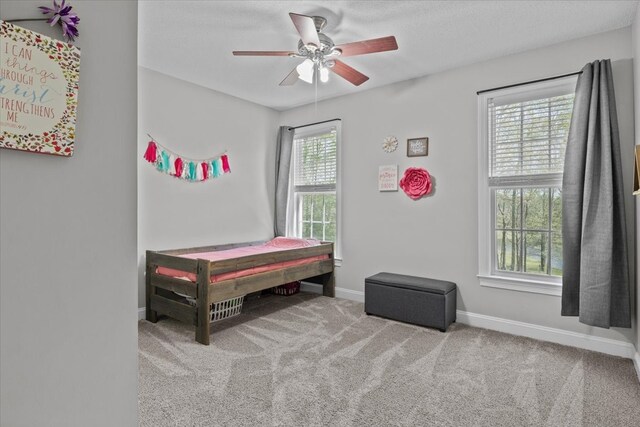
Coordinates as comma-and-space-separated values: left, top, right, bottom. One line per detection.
168, 154, 176, 176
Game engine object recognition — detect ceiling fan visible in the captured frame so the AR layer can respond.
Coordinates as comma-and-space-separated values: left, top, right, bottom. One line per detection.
232, 13, 398, 87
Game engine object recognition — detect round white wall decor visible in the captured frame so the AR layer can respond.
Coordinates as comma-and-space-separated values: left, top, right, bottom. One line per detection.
382, 136, 398, 153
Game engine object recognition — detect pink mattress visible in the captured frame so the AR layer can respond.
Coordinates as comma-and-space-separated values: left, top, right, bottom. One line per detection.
156, 237, 329, 283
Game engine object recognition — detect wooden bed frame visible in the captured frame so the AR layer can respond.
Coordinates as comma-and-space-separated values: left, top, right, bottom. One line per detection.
145, 240, 335, 345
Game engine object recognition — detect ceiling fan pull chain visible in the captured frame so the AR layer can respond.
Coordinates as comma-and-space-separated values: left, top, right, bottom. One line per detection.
315, 63, 318, 113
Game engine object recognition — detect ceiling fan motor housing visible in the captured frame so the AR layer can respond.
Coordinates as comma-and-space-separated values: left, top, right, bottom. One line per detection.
298, 33, 335, 54
297, 17, 339, 69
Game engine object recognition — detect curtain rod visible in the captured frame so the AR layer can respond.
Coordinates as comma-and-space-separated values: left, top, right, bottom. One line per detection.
476, 71, 582, 95
288, 118, 341, 131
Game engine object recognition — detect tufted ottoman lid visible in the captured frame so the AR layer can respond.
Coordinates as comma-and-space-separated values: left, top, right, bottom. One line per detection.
365, 272, 456, 295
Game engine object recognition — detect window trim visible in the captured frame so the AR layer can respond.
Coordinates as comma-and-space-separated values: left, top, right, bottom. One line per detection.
477, 76, 576, 296
287, 120, 342, 265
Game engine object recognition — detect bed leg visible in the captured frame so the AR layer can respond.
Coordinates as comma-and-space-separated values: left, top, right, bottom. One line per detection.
195, 260, 211, 345
146, 306, 158, 323
145, 252, 158, 323
322, 271, 335, 298
195, 315, 210, 345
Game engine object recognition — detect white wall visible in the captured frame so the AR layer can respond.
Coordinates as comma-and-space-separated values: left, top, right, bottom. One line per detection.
280, 27, 636, 344
137, 67, 279, 307
0, 1, 138, 426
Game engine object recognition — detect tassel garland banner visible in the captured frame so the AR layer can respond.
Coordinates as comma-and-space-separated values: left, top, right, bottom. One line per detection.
142, 137, 231, 182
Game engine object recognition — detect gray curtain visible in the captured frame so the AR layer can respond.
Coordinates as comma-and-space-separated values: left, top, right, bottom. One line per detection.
561, 60, 630, 328
274, 126, 295, 236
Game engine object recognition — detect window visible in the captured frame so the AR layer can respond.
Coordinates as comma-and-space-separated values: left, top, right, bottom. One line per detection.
288, 122, 341, 261
478, 77, 576, 295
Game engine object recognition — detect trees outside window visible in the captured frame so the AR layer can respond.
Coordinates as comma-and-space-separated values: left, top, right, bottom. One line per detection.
495, 188, 562, 276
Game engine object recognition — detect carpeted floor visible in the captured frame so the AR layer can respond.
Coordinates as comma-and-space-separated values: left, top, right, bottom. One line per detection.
139, 293, 640, 426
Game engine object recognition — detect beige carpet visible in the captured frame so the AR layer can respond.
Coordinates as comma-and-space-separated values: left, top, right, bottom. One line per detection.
138, 293, 640, 426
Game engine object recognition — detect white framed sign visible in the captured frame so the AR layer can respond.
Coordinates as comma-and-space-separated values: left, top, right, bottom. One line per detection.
0, 20, 81, 156
378, 164, 398, 191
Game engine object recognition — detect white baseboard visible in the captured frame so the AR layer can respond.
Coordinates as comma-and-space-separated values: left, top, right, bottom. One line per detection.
335, 287, 364, 302
138, 307, 146, 320
456, 310, 636, 359
300, 282, 364, 302
633, 352, 640, 382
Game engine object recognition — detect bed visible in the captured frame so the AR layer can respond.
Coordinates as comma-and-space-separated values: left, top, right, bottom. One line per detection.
145, 237, 335, 345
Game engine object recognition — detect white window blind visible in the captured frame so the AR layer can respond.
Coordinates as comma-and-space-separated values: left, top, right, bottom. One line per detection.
293, 128, 337, 192
488, 93, 574, 187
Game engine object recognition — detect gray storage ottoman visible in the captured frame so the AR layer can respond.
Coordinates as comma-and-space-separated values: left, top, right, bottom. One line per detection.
365, 272, 457, 331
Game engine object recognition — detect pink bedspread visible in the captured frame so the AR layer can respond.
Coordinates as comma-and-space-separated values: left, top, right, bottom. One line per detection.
156, 237, 329, 283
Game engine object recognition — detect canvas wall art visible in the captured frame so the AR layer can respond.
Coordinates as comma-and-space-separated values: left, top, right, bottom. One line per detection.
0, 20, 81, 156
378, 164, 398, 191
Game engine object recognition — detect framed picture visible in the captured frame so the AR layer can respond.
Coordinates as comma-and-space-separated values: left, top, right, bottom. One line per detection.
0, 20, 81, 156
407, 137, 428, 157
378, 165, 398, 191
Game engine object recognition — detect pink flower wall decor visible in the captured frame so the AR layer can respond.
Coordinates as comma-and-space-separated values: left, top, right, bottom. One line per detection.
399, 167, 432, 200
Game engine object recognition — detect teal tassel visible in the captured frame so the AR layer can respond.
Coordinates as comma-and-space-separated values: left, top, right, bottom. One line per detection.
212, 159, 221, 177
156, 150, 168, 172
160, 151, 170, 172
189, 162, 196, 181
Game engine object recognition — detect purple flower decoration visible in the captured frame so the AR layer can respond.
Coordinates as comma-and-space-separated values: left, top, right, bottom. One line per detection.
38, 0, 80, 42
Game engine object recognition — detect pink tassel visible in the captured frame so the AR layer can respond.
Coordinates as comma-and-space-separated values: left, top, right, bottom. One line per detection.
221, 155, 231, 173
201, 162, 209, 180
143, 141, 157, 163
174, 157, 184, 178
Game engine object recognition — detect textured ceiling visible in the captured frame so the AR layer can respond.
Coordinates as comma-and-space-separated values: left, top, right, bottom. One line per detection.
139, 1, 638, 111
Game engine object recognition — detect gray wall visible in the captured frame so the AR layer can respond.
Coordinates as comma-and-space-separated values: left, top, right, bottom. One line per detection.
279, 27, 636, 344
0, 2, 138, 426
633, 3, 640, 352
137, 67, 279, 308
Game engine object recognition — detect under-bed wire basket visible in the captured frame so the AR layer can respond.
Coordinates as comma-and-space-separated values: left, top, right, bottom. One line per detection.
185, 295, 245, 323
272, 281, 300, 296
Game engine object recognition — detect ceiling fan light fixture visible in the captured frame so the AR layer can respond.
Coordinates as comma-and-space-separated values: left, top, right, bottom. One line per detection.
296, 58, 314, 84
320, 66, 329, 83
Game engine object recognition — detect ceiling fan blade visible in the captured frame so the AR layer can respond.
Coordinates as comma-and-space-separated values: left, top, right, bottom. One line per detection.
335, 36, 398, 57
233, 50, 295, 56
289, 13, 320, 47
330, 60, 369, 86
279, 67, 300, 86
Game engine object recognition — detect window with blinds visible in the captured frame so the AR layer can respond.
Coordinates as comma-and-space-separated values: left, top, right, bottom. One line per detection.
488, 93, 574, 186
291, 126, 338, 243
479, 77, 576, 284
293, 129, 337, 191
